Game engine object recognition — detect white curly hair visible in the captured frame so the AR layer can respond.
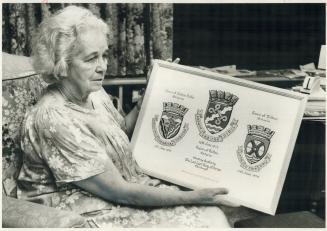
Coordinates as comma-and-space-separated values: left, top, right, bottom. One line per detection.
31, 5, 109, 83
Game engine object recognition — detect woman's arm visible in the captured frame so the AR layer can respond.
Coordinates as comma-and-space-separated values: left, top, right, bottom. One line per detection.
73, 157, 237, 207
124, 99, 141, 137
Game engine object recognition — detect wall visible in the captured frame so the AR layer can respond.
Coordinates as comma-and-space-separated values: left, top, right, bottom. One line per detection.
173, 4, 326, 70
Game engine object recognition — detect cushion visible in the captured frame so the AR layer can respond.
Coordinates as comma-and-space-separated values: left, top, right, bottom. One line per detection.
2, 196, 89, 228
2, 53, 48, 197
2, 52, 36, 80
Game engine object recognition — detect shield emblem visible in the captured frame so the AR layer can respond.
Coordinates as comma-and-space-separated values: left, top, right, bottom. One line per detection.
159, 102, 188, 139
244, 125, 275, 164
204, 90, 239, 134
244, 135, 270, 164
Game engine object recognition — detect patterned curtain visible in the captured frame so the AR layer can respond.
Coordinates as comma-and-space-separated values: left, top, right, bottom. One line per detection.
2, 3, 173, 76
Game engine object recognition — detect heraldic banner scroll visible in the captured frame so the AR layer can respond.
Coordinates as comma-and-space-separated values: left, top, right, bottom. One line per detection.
131, 60, 307, 215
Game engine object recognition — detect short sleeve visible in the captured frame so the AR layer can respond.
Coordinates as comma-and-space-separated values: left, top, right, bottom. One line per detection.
36, 106, 109, 184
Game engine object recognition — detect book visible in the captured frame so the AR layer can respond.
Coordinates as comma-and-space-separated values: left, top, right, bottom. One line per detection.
131, 60, 307, 215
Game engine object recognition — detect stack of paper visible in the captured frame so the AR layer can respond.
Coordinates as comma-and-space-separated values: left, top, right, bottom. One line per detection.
304, 100, 326, 120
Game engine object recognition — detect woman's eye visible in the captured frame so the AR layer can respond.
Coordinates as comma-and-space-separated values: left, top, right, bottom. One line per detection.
86, 56, 97, 62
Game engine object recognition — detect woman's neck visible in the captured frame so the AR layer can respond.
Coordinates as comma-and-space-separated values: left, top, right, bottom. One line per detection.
56, 79, 90, 107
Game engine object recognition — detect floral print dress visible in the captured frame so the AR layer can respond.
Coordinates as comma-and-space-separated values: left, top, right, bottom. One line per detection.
17, 85, 230, 228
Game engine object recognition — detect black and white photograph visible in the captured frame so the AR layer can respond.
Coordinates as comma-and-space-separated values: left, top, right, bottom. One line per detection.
1, 1, 326, 228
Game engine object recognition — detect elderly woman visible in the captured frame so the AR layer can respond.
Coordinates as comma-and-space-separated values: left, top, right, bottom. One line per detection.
17, 6, 236, 228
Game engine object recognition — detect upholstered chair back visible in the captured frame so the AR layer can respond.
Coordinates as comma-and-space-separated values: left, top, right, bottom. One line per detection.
2, 52, 48, 197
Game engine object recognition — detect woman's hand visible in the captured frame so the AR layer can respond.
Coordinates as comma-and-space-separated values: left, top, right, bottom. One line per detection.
74, 158, 239, 208
192, 188, 240, 207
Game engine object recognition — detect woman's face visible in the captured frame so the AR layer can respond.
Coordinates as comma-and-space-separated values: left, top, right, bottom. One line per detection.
68, 28, 108, 96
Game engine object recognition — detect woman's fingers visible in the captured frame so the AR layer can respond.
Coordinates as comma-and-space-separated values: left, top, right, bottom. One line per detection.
166, 58, 180, 63
173, 58, 180, 63
200, 187, 228, 196
198, 188, 240, 207
214, 195, 241, 207
211, 188, 229, 195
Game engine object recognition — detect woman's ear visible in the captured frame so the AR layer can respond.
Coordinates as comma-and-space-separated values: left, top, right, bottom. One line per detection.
54, 58, 69, 78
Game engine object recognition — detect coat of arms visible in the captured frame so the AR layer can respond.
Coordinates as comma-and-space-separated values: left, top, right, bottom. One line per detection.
204, 90, 239, 134
159, 102, 188, 139
237, 125, 275, 172
152, 102, 189, 146
195, 90, 239, 142
244, 125, 275, 164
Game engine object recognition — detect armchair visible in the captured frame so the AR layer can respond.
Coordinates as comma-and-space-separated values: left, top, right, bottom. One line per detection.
2, 52, 90, 228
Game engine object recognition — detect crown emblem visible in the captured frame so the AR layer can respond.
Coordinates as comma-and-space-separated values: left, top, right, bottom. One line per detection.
247, 125, 275, 140
163, 102, 188, 116
209, 90, 239, 106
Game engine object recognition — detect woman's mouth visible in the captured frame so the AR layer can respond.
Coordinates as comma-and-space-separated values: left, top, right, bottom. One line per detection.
92, 78, 103, 82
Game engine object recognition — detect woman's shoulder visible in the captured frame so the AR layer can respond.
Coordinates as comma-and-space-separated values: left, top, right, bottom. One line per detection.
34, 88, 65, 110
26, 87, 68, 122
21, 88, 70, 139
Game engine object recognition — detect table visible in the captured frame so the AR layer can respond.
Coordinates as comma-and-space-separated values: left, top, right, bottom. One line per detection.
277, 119, 325, 219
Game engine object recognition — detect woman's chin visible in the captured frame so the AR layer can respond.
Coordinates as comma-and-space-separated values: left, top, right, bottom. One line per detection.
90, 82, 103, 92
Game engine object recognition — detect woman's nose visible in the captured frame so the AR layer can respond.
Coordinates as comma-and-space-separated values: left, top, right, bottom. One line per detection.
96, 57, 107, 73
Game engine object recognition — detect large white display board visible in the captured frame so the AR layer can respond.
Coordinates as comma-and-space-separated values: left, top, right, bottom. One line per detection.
131, 60, 307, 215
